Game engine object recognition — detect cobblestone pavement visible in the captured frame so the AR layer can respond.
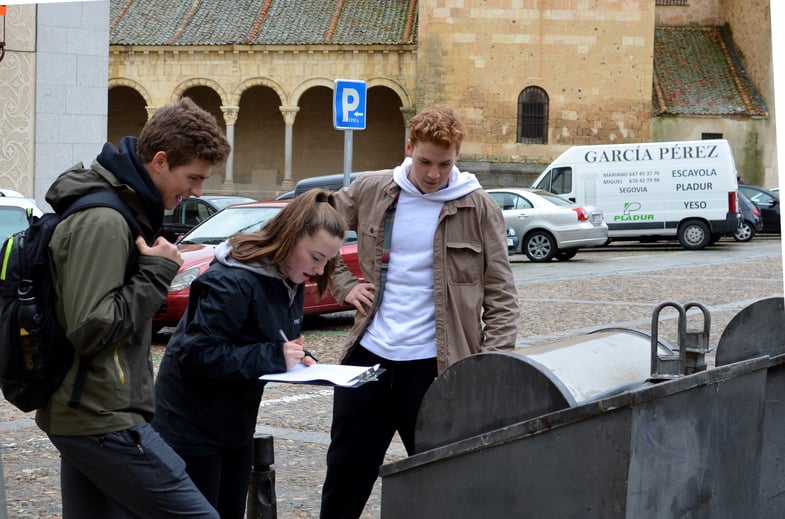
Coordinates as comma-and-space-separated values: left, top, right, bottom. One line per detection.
2, 237, 783, 518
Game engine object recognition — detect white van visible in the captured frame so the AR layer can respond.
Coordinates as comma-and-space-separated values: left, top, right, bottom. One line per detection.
531, 139, 740, 249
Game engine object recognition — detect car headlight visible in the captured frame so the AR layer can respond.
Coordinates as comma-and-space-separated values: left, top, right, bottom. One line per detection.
169, 266, 201, 292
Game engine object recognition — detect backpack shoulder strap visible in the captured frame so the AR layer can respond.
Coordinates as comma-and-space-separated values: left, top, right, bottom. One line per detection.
61, 191, 144, 238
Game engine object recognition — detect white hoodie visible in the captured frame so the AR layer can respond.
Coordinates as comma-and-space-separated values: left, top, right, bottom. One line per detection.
360, 157, 482, 361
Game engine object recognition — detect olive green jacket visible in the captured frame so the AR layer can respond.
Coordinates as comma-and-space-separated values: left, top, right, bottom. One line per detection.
35, 163, 179, 435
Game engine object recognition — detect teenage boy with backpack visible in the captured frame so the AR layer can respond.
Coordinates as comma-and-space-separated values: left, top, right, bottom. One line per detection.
35, 97, 230, 518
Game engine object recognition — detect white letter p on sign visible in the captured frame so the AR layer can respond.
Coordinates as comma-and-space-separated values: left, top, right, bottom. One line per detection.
341, 88, 360, 122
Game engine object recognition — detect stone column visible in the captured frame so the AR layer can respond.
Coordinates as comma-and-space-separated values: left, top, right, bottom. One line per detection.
221, 105, 239, 192
279, 106, 300, 191
400, 106, 417, 147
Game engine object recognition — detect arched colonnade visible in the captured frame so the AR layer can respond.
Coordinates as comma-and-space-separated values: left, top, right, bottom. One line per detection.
108, 75, 416, 198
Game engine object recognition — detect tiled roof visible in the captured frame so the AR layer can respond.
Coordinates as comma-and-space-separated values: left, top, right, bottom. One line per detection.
110, 3, 766, 121
652, 26, 767, 117
109, 0, 418, 46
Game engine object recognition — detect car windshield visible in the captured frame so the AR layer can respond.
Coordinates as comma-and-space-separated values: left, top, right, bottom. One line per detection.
208, 196, 257, 210
179, 206, 283, 245
741, 187, 778, 204
0, 206, 31, 238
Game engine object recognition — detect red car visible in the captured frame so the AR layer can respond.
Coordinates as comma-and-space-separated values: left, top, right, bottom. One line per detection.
153, 200, 362, 331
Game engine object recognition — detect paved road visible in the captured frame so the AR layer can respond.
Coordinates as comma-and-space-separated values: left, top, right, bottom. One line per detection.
509, 235, 783, 346
510, 235, 783, 282
1, 235, 782, 518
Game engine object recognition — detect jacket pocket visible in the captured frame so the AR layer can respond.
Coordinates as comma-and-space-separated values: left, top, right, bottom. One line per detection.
445, 241, 481, 285
358, 219, 379, 241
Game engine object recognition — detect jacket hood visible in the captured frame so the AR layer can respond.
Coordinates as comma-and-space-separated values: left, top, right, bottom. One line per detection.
393, 157, 482, 202
95, 137, 165, 232
45, 137, 163, 238
214, 240, 299, 304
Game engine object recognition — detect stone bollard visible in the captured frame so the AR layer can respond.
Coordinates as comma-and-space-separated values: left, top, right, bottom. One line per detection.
246, 434, 277, 519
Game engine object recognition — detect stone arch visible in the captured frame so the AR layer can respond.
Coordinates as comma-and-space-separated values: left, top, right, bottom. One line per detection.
108, 77, 153, 108
366, 76, 413, 111
291, 77, 336, 106
171, 77, 228, 106
232, 77, 288, 106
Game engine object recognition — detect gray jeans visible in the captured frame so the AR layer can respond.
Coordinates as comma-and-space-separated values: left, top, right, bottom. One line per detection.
48, 424, 218, 519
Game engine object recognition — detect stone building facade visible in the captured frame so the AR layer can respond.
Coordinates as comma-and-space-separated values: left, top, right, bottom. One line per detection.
0, 0, 776, 204
107, 0, 775, 197
654, 0, 775, 186
107, 0, 660, 196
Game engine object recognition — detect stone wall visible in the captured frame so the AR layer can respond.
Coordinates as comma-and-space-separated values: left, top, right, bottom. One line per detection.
0, 2, 110, 208
721, 0, 777, 187
34, 1, 111, 207
416, 0, 656, 171
0, 5, 36, 198
656, 0, 723, 25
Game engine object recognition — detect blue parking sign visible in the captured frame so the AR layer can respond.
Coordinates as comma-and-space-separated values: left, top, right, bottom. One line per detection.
334, 79, 367, 130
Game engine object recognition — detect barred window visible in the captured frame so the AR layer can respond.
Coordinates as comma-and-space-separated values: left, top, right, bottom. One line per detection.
656, 0, 688, 5
517, 86, 549, 144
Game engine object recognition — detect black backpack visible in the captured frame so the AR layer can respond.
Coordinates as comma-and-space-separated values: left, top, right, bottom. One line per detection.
0, 190, 142, 412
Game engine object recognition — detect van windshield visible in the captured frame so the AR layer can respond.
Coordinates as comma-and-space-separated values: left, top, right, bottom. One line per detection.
534, 167, 572, 195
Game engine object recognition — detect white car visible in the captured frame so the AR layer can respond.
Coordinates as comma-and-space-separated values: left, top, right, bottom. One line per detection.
0, 189, 44, 239
487, 188, 608, 262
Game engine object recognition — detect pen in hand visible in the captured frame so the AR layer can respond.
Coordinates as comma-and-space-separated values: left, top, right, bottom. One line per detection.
278, 329, 319, 363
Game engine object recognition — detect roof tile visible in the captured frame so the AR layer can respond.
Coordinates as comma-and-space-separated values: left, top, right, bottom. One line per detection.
110, 0, 417, 46
653, 26, 767, 117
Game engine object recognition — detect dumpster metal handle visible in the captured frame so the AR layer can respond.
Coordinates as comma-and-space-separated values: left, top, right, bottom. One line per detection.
683, 301, 711, 352
683, 301, 712, 374
650, 301, 687, 381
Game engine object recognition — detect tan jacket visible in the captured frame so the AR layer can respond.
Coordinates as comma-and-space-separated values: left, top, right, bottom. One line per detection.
331, 170, 520, 374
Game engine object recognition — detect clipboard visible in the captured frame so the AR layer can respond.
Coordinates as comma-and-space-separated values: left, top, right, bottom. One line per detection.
260, 363, 385, 388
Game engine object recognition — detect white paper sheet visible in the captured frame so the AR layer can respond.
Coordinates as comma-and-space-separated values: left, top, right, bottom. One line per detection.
260, 363, 383, 388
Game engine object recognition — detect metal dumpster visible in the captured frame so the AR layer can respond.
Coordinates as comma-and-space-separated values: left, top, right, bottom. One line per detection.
415, 327, 673, 453
415, 301, 709, 453
381, 297, 785, 519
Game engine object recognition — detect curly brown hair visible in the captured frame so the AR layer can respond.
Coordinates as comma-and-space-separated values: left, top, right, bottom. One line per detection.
229, 189, 346, 298
137, 97, 231, 168
408, 104, 466, 150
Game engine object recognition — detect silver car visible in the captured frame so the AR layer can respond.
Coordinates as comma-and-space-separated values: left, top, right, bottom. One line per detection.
487, 188, 608, 262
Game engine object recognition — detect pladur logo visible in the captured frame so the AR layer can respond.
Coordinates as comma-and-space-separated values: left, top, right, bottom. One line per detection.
613, 202, 655, 221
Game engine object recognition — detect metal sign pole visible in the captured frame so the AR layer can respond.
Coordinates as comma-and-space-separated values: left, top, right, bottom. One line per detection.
344, 130, 353, 187
333, 79, 366, 189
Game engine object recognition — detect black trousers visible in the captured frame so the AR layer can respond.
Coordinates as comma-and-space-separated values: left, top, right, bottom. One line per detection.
178, 441, 254, 519
320, 346, 437, 519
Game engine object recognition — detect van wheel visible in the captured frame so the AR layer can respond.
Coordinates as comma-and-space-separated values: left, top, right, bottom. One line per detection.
734, 220, 755, 242
524, 231, 557, 262
555, 249, 578, 261
678, 220, 711, 250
